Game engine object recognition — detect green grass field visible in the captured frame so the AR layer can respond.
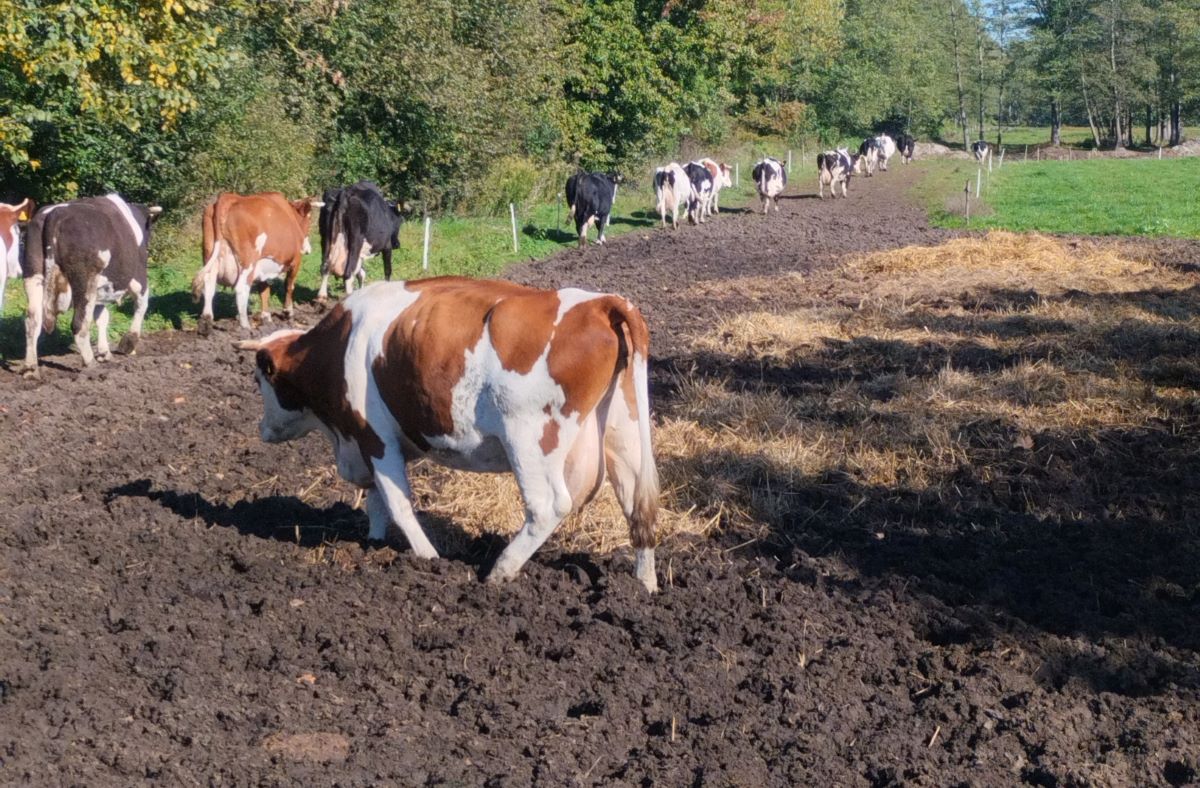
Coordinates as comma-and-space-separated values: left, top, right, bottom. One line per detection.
0, 139, 787, 359
935, 123, 1199, 149
917, 157, 1200, 237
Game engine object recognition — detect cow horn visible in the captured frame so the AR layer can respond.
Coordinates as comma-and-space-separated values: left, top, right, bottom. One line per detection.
234, 339, 262, 351
148, 206, 163, 216
310, 199, 325, 208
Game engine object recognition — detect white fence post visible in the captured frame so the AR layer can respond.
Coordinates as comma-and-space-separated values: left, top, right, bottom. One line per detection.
735, 162, 739, 187
976, 168, 982, 198
1158, 146, 1163, 160
998, 148, 1005, 169
787, 149, 792, 174
509, 203, 518, 254
422, 216, 431, 272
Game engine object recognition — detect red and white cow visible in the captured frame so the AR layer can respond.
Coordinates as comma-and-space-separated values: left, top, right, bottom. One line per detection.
192, 192, 322, 334
237, 277, 660, 591
698, 158, 733, 214
0, 198, 33, 314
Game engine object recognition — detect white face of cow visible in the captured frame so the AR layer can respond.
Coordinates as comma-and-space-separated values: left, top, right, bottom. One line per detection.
254, 368, 322, 443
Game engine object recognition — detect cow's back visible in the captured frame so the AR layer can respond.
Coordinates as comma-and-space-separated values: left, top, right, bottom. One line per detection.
224, 193, 306, 260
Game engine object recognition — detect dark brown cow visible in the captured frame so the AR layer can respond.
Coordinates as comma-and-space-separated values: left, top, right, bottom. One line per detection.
192, 192, 321, 334
237, 277, 660, 591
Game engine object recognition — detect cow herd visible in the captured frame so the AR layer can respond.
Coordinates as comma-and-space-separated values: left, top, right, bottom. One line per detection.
1, 134, 933, 589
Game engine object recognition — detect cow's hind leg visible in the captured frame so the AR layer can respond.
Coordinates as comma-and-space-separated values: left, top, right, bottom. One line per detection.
71, 285, 98, 367
382, 249, 393, 281
488, 432, 578, 585
118, 280, 149, 355
21, 274, 45, 377
93, 304, 112, 361
233, 267, 253, 329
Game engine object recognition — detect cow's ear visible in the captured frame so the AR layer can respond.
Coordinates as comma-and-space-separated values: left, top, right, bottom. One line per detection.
255, 347, 277, 379
17, 198, 33, 222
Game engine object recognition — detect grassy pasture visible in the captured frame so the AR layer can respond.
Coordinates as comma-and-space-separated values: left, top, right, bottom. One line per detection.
0, 139, 786, 360
936, 123, 1200, 148
917, 157, 1200, 238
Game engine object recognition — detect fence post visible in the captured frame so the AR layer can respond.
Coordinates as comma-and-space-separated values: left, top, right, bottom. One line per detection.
422, 216, 431, 272
787, 149, 792, 174
1158, 146, 1163, 160
735, 162, 739, 188
976, 168, 982, 199
998, 148, 1005, 169
964, 181, 971, 224
1024, 144, 1029, 161
556, 192, 562, 232
509, 203, 518, 254
1037, 147, 1041, 161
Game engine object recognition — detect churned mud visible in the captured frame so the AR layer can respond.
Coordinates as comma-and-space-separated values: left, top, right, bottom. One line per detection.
2, 166, 1198, 785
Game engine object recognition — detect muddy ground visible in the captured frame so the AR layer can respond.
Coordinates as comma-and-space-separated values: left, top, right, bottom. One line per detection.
2, 167, 1199, 786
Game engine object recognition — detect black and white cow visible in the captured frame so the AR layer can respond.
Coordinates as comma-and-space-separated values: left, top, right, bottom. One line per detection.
752, 157, 787, 214
21, 194, 160, 376
857, 137, 881, 176
317, 181, 403, 304
896, 133, 916, 164
566, 172, 622, 247
684, 162, 714, 224
972, 140, 992, 169
653, 163, 693, 229
874, 134, 897, 171
817, 149, 856, 199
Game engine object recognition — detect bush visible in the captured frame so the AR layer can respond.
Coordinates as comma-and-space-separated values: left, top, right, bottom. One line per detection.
464, 155, 548, 217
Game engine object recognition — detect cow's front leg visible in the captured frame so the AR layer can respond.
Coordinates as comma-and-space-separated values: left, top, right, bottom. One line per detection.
258, 284, 273, 324
93, 304, 112, 361
283, 261, 299, 319
234, 268, 252, 329
316, 272, 330, 305
118, 280, 149, 355
381, 249, 393, 281
371, 449, 438, 558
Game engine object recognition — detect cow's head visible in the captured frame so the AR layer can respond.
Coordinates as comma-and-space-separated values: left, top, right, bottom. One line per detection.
238, 330, 322, 443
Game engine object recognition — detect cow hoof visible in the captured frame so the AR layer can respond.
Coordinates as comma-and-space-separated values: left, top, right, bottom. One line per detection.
19, 365, 40, 380
282, 309, 294, 321
314, 298, 328, 313
197, 316, 214, 337
97, 352, 113, 363
117, 333, 139, 355
485, 567, 514, 586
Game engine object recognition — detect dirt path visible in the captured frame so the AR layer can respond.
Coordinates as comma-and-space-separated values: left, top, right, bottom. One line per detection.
2, 166, 1197, 786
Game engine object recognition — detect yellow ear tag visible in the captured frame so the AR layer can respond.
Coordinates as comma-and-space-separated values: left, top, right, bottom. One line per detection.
19, 213, 27, 221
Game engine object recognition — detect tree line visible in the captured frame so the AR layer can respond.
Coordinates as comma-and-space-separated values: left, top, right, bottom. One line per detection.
0, 0, 1195, 216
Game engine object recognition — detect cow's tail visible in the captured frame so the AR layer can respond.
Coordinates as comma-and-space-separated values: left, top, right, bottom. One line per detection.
23, 209, 60, 333
604, 297, 659, 570
192, 200, 219, 302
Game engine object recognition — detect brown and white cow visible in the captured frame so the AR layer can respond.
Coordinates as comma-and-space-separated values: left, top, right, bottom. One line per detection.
237, 277, 660, 591
192, 192, 322, 334
698, 158, 733, 214
0, 198, 34, 315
